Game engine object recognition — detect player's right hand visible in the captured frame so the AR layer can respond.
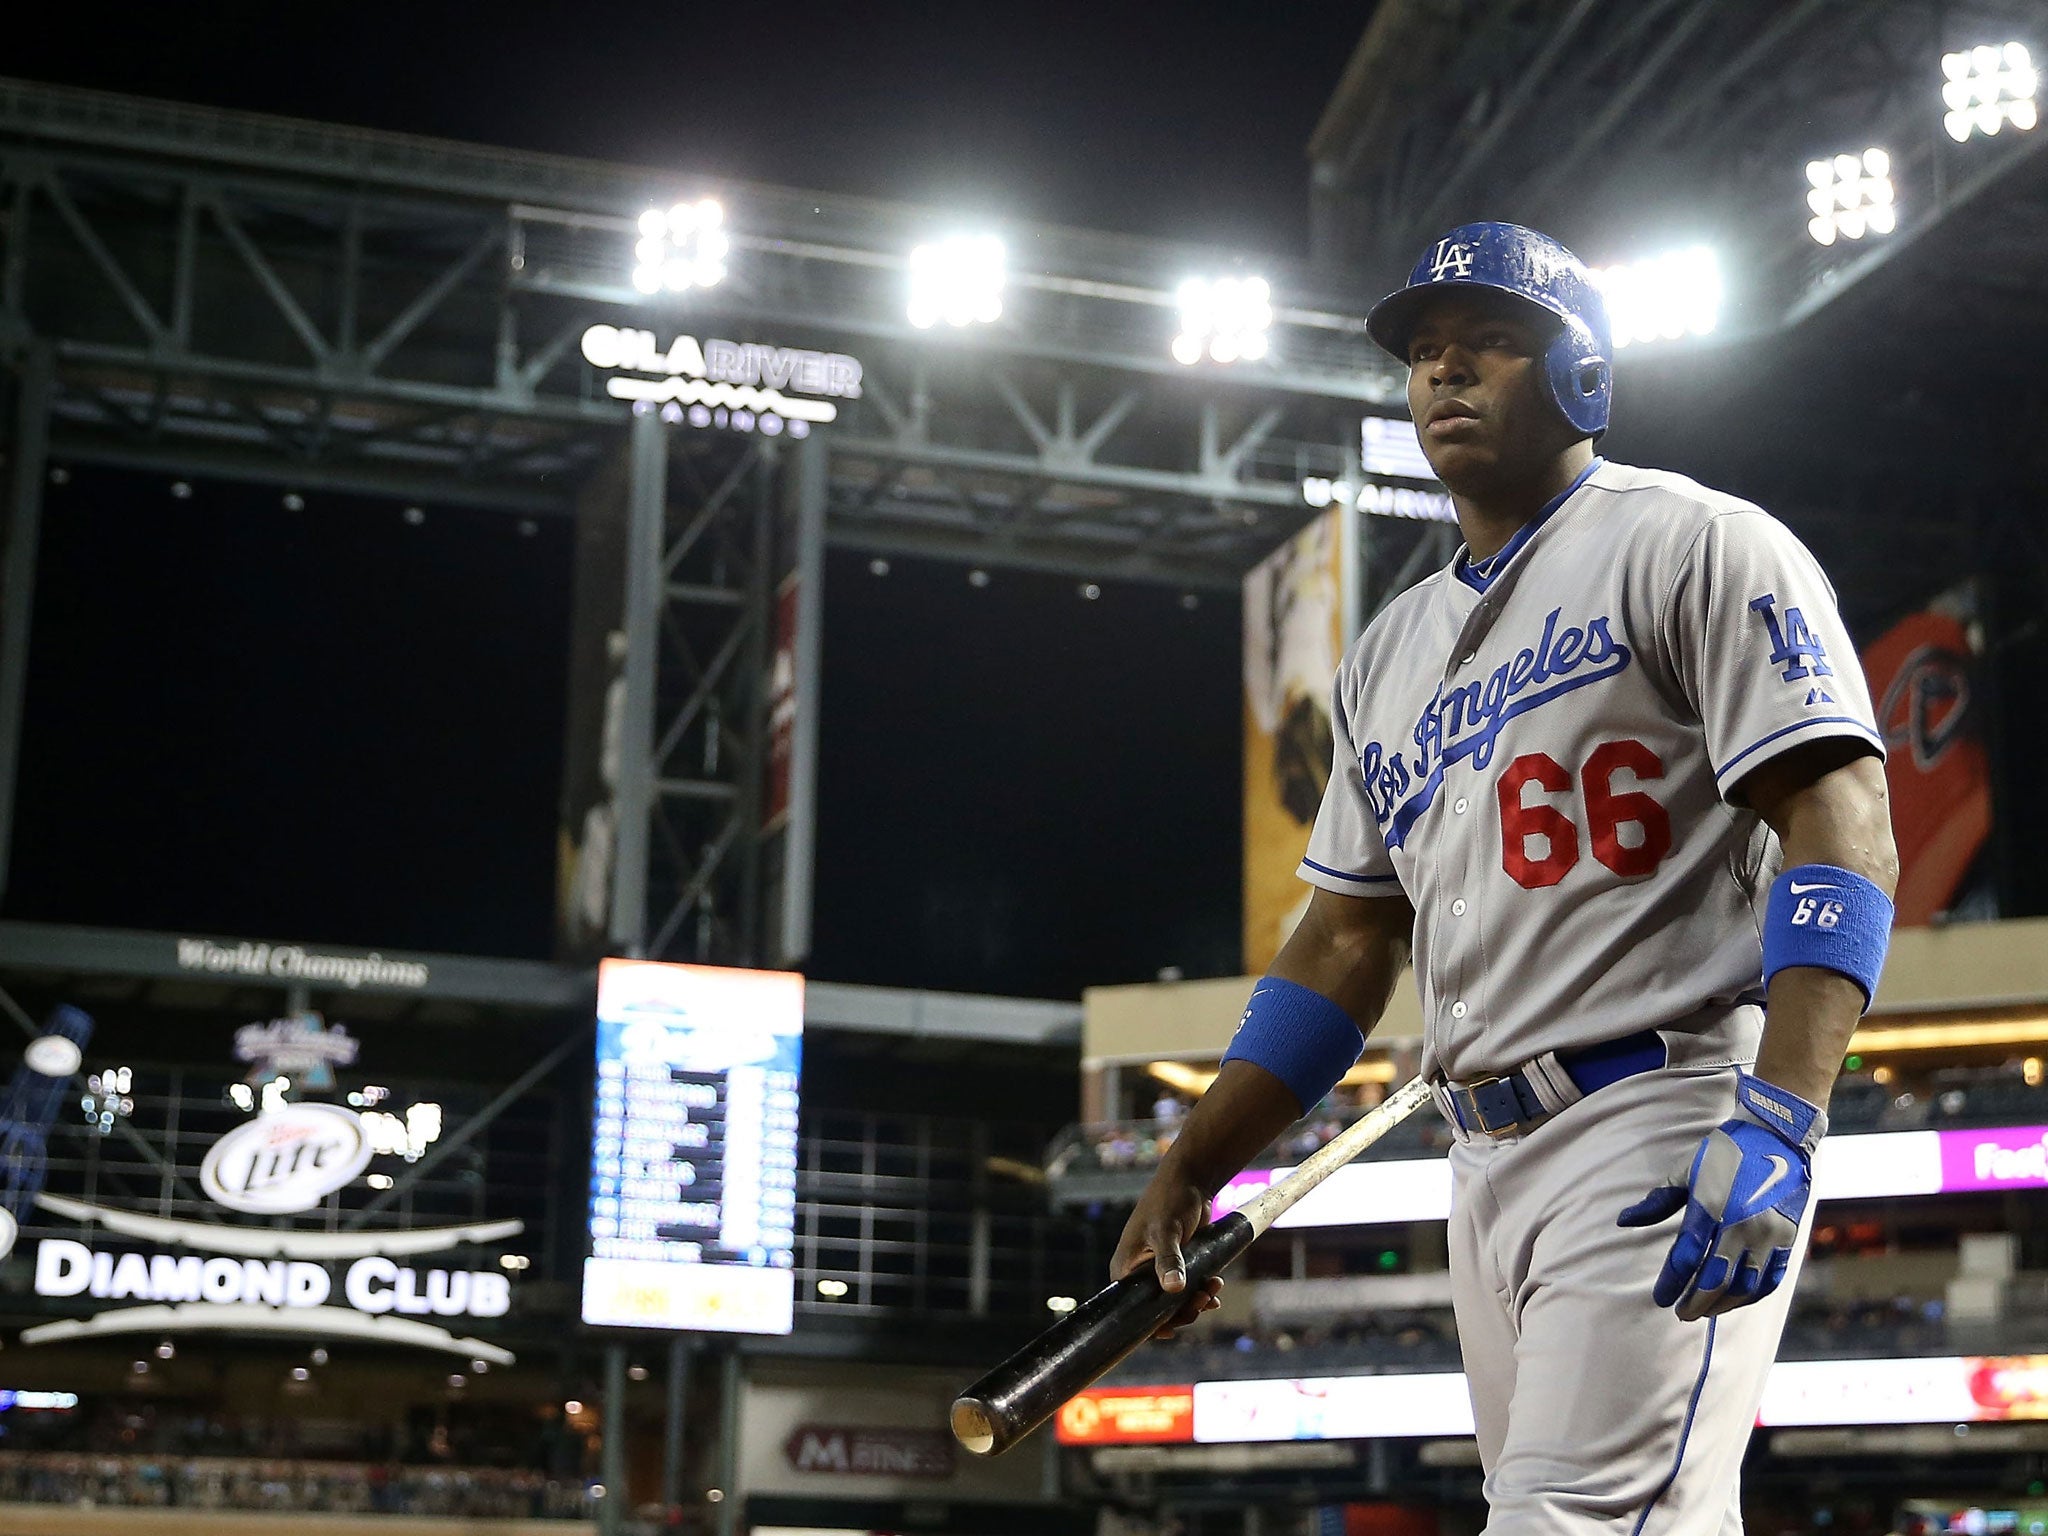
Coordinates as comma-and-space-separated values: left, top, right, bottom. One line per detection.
1111, 1175, 1223, 1338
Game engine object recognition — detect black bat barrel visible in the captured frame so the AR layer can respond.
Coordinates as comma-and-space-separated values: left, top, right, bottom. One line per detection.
949, 1211, 1255, 1457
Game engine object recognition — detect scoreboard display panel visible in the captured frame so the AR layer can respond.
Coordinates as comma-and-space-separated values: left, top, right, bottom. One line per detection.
580, 959, 803, 1334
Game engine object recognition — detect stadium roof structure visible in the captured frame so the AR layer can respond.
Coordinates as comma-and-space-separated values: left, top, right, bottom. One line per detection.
1307, 0, 2048, 628
0, 75, 1401, 592
1309, 0, 2048, 337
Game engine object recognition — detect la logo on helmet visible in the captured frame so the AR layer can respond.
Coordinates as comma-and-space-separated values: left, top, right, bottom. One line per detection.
1427, 240, 1476, 282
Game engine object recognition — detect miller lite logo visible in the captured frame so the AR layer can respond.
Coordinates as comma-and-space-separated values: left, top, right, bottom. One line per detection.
200, 1103, 373, 1215
1426, 239, 1476, 282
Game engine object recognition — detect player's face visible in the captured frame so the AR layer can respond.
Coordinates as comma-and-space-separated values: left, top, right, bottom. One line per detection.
1403, 294, 1582, 493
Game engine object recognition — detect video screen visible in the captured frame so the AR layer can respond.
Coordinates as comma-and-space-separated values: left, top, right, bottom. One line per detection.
581, 960, 802, 1334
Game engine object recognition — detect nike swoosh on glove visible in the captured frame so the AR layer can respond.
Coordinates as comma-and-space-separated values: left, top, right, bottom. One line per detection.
1617, 1073, 1824, 1322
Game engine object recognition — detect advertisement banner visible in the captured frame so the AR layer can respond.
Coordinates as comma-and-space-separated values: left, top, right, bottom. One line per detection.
1863, 584, 1991, 925
1194, 1373, 1474, 1443
1243, 510, 1347, 972
1759, 1355, 2048, 1427
1056, 1386, 1196, 1445
1208, 1121, 2048, 1229
1061, 1355, 2048, 1446
1938, 1125, 2048, 1192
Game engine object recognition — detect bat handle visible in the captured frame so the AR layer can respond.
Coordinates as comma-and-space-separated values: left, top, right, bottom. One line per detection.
950, 1211, 1255, 1456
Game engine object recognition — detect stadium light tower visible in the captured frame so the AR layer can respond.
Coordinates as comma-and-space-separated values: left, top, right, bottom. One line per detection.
1588, 247, 1722, 347
1805, 150, 1896, 246
907, 236, 1006, 328
1943, 42, 2038, 141
632, 200, 729, 295
1171, 276, 1272, 364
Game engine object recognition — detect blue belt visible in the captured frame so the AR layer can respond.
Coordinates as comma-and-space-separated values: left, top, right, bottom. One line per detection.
1444, 1030, 1668, 1138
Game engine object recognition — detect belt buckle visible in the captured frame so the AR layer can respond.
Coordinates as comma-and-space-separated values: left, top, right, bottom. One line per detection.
1451, 1076, 1522, 1139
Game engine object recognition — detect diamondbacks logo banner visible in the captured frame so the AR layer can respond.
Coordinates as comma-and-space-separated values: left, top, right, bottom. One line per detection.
1861, 581, 1990, 925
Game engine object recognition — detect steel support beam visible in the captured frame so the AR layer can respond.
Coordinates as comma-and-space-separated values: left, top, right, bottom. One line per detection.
662, 1335, 692, 1512
599, 1344, 628, 1536
778, 434, 827, 965
45, 435, 575, 515
609, 409, 667, 955
1, 75, 1395, 589
0, 346, 51, 902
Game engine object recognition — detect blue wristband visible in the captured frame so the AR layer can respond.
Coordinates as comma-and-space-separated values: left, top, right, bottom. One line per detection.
1221, 978, 1364, 1114
1761, 863, 1893, 1009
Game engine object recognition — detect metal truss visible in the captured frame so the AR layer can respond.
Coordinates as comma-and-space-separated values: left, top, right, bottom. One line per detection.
0, 76, 1401, 589
610, 422, 781, 965
0, 76, 1419, 965
1309, 0, 2048, 337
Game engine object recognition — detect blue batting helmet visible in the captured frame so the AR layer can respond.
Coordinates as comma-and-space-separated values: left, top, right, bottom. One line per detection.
1366, 222, 1613, 439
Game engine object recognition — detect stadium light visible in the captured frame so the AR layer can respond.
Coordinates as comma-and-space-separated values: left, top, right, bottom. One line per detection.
1805, 149, 1896, 245
1943, 42, 2038, 141
632, 199, 729, 295
907, 235, 1005, 328
1589, 247, 1722, 347
1172, 276, 1272, 364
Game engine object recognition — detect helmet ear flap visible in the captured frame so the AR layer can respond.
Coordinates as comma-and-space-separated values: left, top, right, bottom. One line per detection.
1543, 323, 1611, 438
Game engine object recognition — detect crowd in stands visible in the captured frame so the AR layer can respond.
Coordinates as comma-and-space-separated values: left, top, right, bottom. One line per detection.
1105, 1293, 1995, 1384
1107, 1311, 1464, 1384
6, 1401, 586, 1475
0, 1452, 594, 1517
1061, 1060, 2048, 1180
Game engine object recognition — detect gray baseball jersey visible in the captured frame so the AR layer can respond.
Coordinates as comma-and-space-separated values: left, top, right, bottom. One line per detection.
1299, 457, 1882, 1531
1300, 457, 1884, 1082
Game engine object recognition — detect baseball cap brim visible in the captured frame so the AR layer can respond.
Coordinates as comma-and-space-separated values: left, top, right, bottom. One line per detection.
1365, 281, 1572, 363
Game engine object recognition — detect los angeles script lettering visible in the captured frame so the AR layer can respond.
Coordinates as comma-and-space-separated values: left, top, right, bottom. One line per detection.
1361, 607, 1633, 838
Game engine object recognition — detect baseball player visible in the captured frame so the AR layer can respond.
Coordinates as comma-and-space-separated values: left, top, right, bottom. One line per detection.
1114, 222, 1899, 1532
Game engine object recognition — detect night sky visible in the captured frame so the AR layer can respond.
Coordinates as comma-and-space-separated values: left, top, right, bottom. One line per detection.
3, 5, 1367, 992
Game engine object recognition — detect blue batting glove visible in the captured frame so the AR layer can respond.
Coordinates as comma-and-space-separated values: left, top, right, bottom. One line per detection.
1616, 1073, 1825, 1322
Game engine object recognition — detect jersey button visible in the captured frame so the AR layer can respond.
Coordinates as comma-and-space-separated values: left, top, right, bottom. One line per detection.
1450, 1001, 1469, 1019
1453, 797, 1469, 815
1451, 898, 1467, 916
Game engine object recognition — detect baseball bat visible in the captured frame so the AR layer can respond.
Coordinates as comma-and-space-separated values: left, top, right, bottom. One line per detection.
950, 1074, 1434, 1456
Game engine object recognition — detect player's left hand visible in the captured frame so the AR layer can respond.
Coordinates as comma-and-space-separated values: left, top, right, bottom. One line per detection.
1617, 1073, 1824, 1322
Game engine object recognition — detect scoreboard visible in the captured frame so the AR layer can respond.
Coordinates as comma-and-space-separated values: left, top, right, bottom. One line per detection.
580, 959, 803, 1334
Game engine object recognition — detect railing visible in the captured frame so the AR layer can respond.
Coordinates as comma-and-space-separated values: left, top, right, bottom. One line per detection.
793, 1108, 1101, 1318
1097, 1299, 2048, 1386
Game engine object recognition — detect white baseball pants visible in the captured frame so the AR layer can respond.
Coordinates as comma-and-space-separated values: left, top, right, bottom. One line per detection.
1447, 1064, 1809, 1535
